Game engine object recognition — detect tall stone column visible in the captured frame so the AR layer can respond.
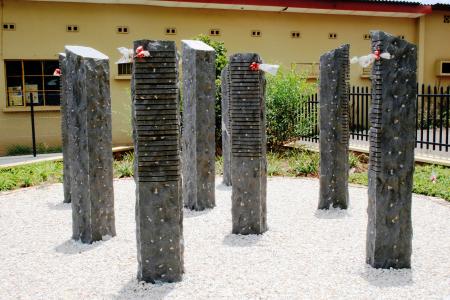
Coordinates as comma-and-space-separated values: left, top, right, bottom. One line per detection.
221, 65, 232, 186
181, 40, 216, 211
318, 44, 350, 210
64, 46, 116, 244
59, 53, 71, 204
366, 31, 417, 269
229, 53, 267, 235
132, 40, 184, 283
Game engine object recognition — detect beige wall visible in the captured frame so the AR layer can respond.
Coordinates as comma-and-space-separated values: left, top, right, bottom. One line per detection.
0, 0, 447, 155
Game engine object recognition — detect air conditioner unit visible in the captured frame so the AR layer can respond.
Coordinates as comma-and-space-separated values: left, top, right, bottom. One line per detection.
436, 60, 450, 76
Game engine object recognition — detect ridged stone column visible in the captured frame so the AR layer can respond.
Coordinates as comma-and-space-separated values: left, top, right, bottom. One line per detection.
65, 46, 116, 244
221, 65, 232, 186
132, 40, 184, 283
59, 53, 71, 204
229, 53, 267, 235
366, 31, 417, 269
318, 44, 350, 209
181, 40, 216, 211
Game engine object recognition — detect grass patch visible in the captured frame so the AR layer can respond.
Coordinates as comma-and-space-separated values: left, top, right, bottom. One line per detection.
0, 161, 63, 191
113, 152, 134, 178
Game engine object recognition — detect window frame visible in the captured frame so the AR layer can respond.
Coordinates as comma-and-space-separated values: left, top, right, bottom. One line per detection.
4, 59, 61, 108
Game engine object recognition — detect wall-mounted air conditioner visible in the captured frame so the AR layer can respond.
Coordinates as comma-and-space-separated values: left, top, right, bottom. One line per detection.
436, 60, 450, 76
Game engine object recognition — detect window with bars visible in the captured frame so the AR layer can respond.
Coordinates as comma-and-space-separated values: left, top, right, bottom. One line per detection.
118, 63, 132, 76
5, 60, 60, 107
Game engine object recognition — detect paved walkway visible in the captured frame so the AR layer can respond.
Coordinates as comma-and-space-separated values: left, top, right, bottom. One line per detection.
0, 153, 63, 168
0, 146, 133, 168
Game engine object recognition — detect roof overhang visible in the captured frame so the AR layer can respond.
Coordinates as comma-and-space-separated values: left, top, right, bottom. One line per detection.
28, 0, 433, 17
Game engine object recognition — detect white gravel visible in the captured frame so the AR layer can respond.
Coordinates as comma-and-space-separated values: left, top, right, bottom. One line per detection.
0, 177, 449, 299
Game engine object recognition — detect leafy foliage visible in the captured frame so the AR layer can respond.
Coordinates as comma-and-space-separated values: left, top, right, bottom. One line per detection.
6, 143, 62, 156
266, 68, 317, 148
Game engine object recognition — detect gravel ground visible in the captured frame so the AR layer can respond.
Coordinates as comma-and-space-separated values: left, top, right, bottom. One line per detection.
0, 177, 449, 299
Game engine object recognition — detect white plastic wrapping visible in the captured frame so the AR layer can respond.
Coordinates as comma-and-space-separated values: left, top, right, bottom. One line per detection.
116, 47, 133, 64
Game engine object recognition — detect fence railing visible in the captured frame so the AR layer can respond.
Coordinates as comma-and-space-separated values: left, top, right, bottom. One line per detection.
299, 84, 450, 152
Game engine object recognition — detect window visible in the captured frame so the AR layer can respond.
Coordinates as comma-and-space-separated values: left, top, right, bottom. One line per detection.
2, 23, 15, 31
209, 29, 220, 36
291, 31, 301, 38
66, 25, 79, 32
117, 26, 129, 34
165, 27, 177, 35
251, 30, 262, 37
5, 60, 60, 107
118, 63, 132, 75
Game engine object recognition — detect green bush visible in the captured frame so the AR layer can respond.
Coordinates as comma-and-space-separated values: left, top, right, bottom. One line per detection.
266, 68, 317, 148
194, 34, 228, 154
114, 152, 134, 178
348, 152, 361, 169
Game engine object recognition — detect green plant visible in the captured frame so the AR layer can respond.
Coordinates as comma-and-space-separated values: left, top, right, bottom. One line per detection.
266, 68, 317, 148
194, 34, 228, 154
215, 156, 224, 175
267, 152, 286, 176
348, 152, 361, 169
114, 152, 134, 178
289, 151, 320, 176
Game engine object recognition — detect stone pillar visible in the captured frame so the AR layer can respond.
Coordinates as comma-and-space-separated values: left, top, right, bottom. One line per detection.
64, 46, 116, 244
181, 40, 216, 211
221, 65, 232, 186
318, 44, 350, 210
366, 31, 417, 269
132, 40, 183, 283
229, 53, 267, 235
59, 53, 71, 204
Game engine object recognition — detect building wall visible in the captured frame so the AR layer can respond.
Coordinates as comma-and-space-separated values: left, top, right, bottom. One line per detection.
0, 0, 447, 155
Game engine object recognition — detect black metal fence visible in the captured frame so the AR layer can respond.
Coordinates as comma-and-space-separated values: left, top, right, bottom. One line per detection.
300, 84, 450, 152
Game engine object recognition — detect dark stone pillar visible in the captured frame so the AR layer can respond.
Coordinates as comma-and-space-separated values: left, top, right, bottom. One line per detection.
64, 46, 116, 244
318, 44, 350, 210
132, 40, 183, 283
59, 53, 71, 204
181, 40, 216, 211
366, 31, 417, 269
221, 65, 232, 186
229, 53, 267, 235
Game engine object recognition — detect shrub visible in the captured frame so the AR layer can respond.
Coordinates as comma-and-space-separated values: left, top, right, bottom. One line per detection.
266, 68, 317, 148
114, 152, 134, 178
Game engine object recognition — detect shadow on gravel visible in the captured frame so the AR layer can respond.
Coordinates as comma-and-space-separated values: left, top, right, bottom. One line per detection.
360, 265, 413, 287
55, 239, 106, 255
47, 202, 71, 211
183, 208, 213, 218
113, 278, 176, 300
222, 233, 262, 247
314, 208, 350, 219
216, 183, 232, 192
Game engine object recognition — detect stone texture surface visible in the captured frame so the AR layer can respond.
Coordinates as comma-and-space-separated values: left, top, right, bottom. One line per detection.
132, 40, 184, 283
221, 66, 232, 186
318, 44, 350, 210
229, 53, 267, 235
59, 53, 71, 204
366, 31, 417, 269
181, 40, 216, 211
64, 46, 116, 244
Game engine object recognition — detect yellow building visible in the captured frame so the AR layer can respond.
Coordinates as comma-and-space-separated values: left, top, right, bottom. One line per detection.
0, 0, 449, 155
